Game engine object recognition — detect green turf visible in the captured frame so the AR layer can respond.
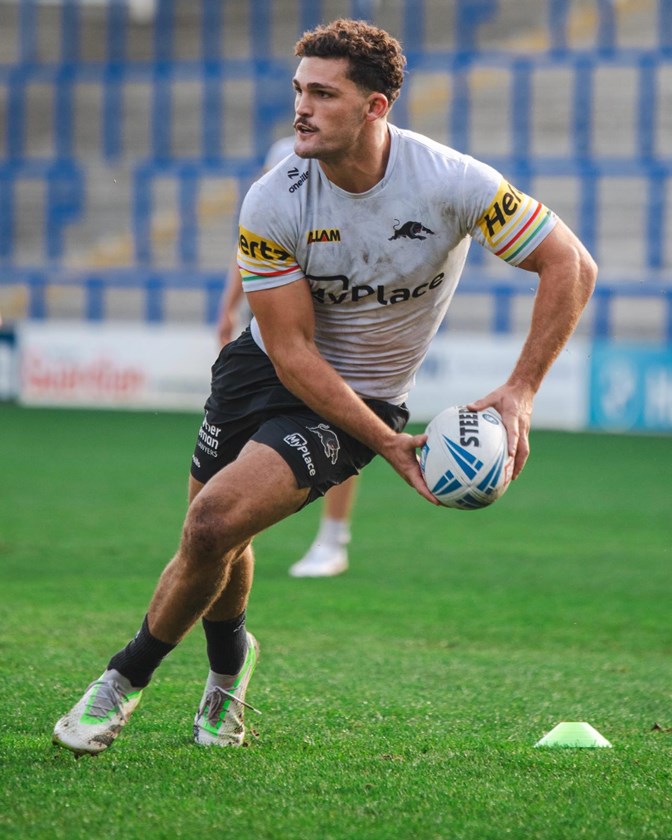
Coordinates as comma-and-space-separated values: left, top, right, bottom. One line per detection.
1, 405, 670, 839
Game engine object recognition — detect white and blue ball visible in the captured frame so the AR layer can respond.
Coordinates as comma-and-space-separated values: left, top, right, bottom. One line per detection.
420, 405, 511, 510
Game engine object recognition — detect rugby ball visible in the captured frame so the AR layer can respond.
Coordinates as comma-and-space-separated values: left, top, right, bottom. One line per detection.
420, 405, 512, 510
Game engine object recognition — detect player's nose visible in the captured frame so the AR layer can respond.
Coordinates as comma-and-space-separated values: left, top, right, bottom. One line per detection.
294, 91, 312, 117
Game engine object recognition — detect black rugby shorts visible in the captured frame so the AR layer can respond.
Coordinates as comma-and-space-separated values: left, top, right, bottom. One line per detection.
190, 328, 409, 506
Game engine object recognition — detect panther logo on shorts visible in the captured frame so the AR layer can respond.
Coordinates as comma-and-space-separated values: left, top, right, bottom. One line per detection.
309, 423, 340, 465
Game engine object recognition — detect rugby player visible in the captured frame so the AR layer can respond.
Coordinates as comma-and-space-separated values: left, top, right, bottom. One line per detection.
53, 19, 596, 755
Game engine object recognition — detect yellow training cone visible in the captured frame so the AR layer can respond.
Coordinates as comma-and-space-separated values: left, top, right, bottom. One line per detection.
534, 721, 612, 748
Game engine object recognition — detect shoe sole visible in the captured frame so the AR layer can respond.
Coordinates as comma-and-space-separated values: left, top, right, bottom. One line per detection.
289, 561, 349, 578
52, 731, 108, 756
52, 721, 124, 756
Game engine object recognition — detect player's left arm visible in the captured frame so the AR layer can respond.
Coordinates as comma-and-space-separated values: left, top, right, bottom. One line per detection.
469, 219, 597, 479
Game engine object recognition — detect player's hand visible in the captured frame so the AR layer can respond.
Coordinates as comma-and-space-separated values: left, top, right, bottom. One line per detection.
468, 385, 534, 480
379, 432, 440, 505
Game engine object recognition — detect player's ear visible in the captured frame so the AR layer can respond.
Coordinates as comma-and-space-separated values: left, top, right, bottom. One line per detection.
366, 92, 389, 121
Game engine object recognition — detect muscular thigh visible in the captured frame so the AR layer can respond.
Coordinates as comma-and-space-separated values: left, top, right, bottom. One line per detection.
187, 440, 310, 551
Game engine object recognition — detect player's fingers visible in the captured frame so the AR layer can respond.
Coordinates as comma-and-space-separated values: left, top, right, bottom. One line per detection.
389, 436, 439, 505
409, 466, 441, 505
410, 432, 428, 453
472, 402, 521, 473
511, 423, 530, 479
506, 425, 519, 459
408, 435, 441, 504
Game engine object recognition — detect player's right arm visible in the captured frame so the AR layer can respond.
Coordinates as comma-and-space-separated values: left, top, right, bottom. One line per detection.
247, 277, 438, 505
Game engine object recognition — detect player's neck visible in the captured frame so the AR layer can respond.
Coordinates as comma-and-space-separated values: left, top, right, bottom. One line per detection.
320, 125, 391, 194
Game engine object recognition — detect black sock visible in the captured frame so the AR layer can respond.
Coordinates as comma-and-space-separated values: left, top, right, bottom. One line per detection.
202, 611, 247, 675
107, 615, 176, 688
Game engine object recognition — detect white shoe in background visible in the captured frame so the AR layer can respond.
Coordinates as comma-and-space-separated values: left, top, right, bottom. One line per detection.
289, 543, 349, 578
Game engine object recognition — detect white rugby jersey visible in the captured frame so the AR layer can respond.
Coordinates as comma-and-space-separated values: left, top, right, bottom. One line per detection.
238, 124, 557, 404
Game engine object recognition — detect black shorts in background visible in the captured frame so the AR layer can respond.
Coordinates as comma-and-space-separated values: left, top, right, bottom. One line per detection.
190, 328, 409, 506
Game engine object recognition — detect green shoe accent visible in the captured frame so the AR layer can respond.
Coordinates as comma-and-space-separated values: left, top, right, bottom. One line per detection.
81, 681, 143, 725
194, 631, 260, 747
202, 641, 258, 735
53, 670, 143, 755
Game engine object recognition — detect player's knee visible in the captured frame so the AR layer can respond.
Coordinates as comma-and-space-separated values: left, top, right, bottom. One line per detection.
181, 495, 232, 564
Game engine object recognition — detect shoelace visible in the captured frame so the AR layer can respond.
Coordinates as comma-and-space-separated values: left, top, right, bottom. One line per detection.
86, 680, 132, 720
204, 685, 261, 726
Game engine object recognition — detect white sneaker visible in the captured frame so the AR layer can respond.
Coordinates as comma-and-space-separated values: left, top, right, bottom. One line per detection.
53, 669, 143, 756
289, 543, 349, 578
194, 632, 260, 747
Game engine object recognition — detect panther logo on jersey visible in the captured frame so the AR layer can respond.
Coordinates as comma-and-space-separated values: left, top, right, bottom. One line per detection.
388, 219, 435, 241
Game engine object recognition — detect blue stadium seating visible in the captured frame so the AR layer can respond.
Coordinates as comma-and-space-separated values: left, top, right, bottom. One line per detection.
0, 0, 670, 339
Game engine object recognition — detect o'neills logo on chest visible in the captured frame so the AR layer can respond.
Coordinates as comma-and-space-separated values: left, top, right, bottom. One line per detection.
307, 228, 341, 244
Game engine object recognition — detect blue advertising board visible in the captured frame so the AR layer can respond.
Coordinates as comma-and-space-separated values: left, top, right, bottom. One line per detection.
589, 343, 672, 432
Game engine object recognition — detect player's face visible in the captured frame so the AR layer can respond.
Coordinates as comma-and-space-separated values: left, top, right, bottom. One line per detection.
292, 57, 374, 162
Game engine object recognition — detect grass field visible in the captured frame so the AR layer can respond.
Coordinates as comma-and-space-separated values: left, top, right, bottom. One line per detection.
1, 405, 670, 839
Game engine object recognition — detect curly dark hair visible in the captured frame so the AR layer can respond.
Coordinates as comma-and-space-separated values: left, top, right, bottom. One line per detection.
295, 19, 406, 105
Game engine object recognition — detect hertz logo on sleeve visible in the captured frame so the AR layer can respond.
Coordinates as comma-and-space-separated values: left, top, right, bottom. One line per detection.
238, 226, 293, 264
307, 229, 341, 245
478, 181, 527, 244
477, 179, 554, 265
